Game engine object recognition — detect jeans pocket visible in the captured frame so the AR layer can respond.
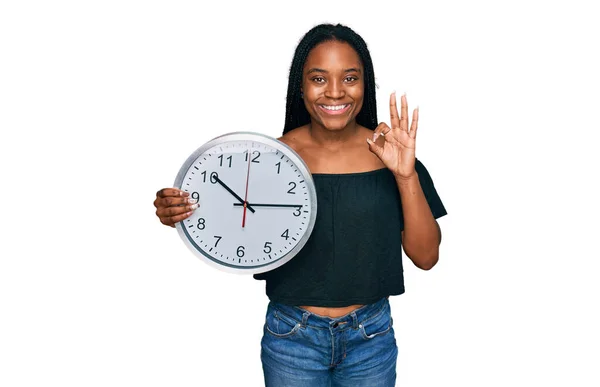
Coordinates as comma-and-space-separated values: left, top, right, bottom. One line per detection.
264, 308, 301, 338
359, 310, 393, 340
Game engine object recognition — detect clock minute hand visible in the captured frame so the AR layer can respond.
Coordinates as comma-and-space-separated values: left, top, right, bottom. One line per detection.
233, 203, 302, 208
214, 175, 256, 213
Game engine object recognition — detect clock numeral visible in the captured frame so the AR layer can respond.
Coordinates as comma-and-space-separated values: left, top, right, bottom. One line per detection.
263, 242, 272, 254
218, 154, 232, 168
244, 150, 261, 163
237, 246, 245, 257
214, 236, 222, 247
192, 191, 200, 203
197, 218, 206, 230
287, 182, 296, 194
201, 171, 217, 183
281, 229, 289, 240
275, 162, 281, 174
293, 206, 301, 217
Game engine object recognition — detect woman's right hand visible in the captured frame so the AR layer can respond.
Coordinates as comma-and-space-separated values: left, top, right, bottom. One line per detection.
153, 188, 199, 228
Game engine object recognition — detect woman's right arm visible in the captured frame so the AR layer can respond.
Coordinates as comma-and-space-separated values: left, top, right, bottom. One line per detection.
153, 188, 199, 228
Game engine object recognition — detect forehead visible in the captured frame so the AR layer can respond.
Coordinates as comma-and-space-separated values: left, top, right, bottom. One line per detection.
303, 41, 362, 71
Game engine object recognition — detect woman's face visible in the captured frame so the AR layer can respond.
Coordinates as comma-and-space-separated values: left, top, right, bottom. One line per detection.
302, 40, 364, 132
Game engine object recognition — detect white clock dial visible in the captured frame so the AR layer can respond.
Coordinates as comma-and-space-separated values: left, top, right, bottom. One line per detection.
174, 132, 317, 274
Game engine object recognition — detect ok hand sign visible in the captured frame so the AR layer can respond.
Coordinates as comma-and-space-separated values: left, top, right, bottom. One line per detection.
367, 92, 418, 179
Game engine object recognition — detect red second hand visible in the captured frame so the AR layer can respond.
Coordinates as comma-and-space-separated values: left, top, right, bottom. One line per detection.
242, 148, 252, 228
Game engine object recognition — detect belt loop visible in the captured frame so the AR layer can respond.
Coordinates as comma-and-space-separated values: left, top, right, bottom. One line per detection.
301, 312, 310, 328
350, 311, 358, 329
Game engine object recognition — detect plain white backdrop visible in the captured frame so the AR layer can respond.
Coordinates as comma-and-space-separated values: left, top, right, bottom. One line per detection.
1, 1, 599, 386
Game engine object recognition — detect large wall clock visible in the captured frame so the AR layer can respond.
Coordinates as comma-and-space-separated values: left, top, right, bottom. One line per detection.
174, 132, 317, 274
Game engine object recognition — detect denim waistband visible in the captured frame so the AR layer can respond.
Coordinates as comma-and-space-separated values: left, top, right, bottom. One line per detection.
268, 298, 390, 331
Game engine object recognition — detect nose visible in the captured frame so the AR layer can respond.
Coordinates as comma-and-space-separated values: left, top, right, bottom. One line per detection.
324, 79, 346, 99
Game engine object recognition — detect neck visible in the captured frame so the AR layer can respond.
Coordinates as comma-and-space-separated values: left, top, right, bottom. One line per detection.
308, 120, 360, 147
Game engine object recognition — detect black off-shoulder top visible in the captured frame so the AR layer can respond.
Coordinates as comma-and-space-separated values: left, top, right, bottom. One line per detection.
253, 159, 447, 307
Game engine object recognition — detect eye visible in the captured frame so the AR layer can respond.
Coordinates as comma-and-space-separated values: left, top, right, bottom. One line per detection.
344, 76, 359, 83
312, 76, 325, 84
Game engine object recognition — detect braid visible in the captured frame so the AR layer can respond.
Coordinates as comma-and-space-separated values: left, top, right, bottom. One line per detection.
282, 23, 378, 134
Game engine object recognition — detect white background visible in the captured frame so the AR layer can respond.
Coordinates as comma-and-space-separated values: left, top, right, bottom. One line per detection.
1, 1, 599, 386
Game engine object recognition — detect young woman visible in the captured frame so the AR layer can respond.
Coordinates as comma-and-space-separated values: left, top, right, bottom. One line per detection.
154, 23, 446, 386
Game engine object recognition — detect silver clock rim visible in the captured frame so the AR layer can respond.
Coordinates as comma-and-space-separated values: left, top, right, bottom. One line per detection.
173, 131, 318, 275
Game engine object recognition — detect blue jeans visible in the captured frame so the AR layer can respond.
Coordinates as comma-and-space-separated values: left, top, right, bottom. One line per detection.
261, 298, 397, 386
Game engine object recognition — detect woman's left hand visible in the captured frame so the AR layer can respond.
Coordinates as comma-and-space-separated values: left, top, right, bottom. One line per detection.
367, 92, 418, 179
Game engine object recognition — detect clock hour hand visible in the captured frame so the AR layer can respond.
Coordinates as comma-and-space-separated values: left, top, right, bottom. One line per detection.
213, 174, 256, 213
233, 203, 302, 209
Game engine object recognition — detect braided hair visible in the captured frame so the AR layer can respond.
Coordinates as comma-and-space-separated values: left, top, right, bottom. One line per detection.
282, 23, 378, 135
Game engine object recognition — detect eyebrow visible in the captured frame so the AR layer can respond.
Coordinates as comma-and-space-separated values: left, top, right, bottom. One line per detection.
306, 67, 362, 74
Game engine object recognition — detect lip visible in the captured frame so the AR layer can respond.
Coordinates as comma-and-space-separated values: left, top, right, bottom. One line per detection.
317, 103, 351, 115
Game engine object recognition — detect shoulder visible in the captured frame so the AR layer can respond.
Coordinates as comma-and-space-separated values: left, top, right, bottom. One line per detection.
413, 157, 447, 218
277, 125, 311, 152
414, 158, 435, 179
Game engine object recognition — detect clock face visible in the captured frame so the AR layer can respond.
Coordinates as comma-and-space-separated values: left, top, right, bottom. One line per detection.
174, 132, 317, 274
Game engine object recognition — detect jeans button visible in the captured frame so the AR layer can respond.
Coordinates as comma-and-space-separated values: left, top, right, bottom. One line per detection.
333, 322, 339, 328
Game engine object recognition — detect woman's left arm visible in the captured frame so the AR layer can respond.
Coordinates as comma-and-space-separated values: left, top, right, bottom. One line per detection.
396, 173, 441, 270
367, 92, 443, 270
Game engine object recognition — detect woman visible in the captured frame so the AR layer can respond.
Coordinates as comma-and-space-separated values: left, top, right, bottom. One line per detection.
154, 23, 446, 386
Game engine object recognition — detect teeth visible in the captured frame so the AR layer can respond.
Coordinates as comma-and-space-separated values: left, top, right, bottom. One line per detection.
322, 104, 348, 111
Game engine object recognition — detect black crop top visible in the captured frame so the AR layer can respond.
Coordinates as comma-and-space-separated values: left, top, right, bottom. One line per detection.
253, 159, 447, 307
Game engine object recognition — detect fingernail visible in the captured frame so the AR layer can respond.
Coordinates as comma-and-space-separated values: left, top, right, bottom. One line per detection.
366, 138, 373, 144
180, 191, 189, 196
188, 198, 198, 204
372, 133, 378, 142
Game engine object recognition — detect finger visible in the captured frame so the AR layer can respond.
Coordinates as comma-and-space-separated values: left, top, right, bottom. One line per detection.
156, 203, 199, 219
366, 137, 384, 159
155, 196, 198, 209
372, 122, 391, 142
156, 188, 189, 198
400, 93, 409, 132
389, 92, 401, 129
410, 107, 419, 139
161, 210, 195, 227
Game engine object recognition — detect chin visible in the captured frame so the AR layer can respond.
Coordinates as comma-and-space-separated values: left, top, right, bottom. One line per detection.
320, 118, 353, 131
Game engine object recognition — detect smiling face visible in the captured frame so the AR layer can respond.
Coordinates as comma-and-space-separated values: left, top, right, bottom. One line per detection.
302, 40, 364, 132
